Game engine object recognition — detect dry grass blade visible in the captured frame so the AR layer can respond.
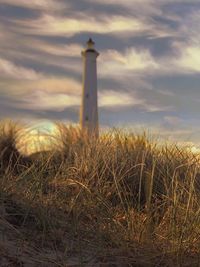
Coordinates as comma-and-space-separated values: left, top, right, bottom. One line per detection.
0, 121, 199, 266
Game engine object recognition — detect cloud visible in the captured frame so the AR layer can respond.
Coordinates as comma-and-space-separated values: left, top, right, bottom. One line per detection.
0, 58, 42, 80
99, 89, 172, 113
28, 40, 82, 57
0, 0, 67, 11
99, 48, 158, 79
98, 42, 200, 81
0, 0, 177, 42
0, 77, 81, 96
0, 37, 82, 77
86, 0, 200, 10
0, 74, 171, 115
85, 0, 161, 16
160, 9, 199, 73
19, 88, 144, 112
152, 45, 200, 76
99, 90, 143, 107
8, 14, 149, 37
0, 77, 82, 115
20, 91, 80, 111
175, 45, 200, 73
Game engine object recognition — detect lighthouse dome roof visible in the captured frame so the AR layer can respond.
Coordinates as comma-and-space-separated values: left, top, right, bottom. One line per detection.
82, 38, 99, 56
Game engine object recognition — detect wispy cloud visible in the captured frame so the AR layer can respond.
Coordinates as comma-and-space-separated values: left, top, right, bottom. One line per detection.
99, 90, 143, 107
0, 77, 81, 96
99, 89, 172, 113
20, 91, 80, 111
0, 0, 67, 11
0, 58, 42, 80
28, 40, 82, 57
85, 0, 162, 16
99, 48, 158, 79
7, 14, 150, 37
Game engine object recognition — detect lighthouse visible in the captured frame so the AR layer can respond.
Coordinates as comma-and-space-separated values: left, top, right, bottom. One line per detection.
80, 38, 99, 137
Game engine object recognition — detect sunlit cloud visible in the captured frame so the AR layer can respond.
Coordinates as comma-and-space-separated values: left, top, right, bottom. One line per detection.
9, 14, 149, 37
173, 44, 200, 73
19, 89, 143, 112
20, 91, 80, 111
28, 40, 82, 57
0, 75, 172, 115
99, 90, 172, 112
99, 42, 200, 81
0, 58, 42, 80
99, 48, 158, 79
99, 90, 143, 107
0, 77, 81, 96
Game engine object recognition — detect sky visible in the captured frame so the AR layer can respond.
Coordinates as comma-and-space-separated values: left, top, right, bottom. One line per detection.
0, 0, 200, 146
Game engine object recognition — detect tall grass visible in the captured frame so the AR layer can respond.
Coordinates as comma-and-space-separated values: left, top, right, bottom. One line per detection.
0, 120, 200, 266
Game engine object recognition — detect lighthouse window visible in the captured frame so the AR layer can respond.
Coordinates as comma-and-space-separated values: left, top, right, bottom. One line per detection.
86, 93, 89, 98
85, 116, 89, 121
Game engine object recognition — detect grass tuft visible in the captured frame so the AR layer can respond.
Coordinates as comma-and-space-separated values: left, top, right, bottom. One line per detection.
0, 120, 200, 266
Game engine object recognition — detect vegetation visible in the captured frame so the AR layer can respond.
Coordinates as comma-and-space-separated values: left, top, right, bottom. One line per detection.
0, 120, 199, 266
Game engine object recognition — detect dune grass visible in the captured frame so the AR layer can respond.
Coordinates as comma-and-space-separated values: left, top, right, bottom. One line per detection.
0, 120, 200, 266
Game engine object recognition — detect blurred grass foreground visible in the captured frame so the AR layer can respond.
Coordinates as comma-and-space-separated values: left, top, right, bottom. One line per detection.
0, 120, 199, 266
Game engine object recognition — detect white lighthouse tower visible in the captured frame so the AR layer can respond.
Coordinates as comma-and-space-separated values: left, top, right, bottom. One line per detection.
80, 38, 99, 137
